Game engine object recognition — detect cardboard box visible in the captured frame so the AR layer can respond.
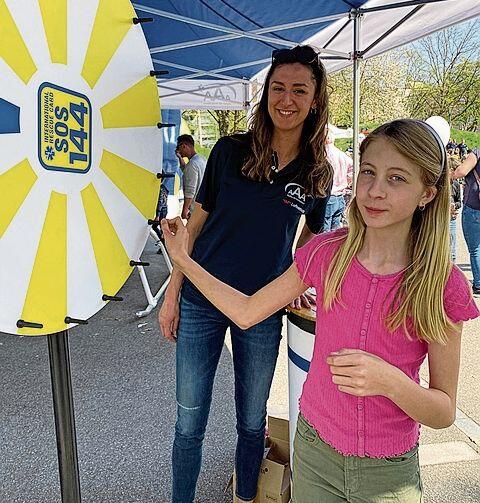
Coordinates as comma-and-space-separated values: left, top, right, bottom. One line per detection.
228, 416, 291, 503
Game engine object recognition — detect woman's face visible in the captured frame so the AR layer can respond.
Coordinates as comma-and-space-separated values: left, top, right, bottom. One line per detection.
356, 137, 437, 233
267, 62, 317, 136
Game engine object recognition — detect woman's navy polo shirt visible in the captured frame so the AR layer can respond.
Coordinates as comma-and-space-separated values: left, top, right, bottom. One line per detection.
182, 134, 329, 306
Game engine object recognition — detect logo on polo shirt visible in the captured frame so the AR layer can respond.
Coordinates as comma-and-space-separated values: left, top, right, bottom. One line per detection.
283, 182, 310, 213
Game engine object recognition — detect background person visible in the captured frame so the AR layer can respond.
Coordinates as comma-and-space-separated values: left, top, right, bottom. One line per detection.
158, 45, 332, 503
458, 139, 468, 159
453, 148, 480, 297
323, 132, 353, 231
175, 134, 207, 219
446, 138, 457, 155
151, 183, 169, 244
448, 157, 462, 263
161, 119, 479, 503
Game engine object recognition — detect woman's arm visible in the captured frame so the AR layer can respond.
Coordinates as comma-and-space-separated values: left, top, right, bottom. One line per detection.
161, 218, 309, 329
327, 322, 462, 429
452, 152, 477, 179
164, 205, 209, 296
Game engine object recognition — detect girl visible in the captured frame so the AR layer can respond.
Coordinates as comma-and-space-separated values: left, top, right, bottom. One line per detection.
158, 45, 332, 503
161, 119, 479, 502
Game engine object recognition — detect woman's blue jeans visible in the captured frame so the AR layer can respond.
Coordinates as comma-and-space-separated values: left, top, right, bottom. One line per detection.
462, 205, 480, 288
172, 296, 283, 503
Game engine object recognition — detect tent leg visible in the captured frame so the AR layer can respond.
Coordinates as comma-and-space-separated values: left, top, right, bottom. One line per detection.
351, 9, 362, 192
48, 330, 81, 503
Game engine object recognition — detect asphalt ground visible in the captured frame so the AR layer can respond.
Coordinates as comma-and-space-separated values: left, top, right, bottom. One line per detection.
1, 220, 479, 503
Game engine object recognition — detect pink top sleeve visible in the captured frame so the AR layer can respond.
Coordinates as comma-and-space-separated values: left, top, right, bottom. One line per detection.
444, 265, 480, 323
294, 235, 321, 288
294, 229, 347, 288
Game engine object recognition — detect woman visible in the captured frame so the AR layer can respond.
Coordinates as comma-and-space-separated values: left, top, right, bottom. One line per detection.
158, 45, 332, 503
453, 148, 480, 296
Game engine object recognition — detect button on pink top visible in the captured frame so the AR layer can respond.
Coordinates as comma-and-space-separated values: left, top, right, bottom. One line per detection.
294, 229, 480, 458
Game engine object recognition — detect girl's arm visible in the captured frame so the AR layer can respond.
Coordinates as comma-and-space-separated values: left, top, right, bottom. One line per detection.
296, 222, 316, 248
327, 322, 462, 429
386, 324, 461, 428
158, 205, 209, 341
161, 218, 309, 329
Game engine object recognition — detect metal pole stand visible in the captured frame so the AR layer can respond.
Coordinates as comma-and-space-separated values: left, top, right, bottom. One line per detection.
47, 330, 81, 503
135, 227, 173, 318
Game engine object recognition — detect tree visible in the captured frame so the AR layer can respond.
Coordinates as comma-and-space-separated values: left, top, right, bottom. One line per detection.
182, 109, 247, 144
206, 109, 247, 137
328, 51, 409, 127
404, 19, 480, 130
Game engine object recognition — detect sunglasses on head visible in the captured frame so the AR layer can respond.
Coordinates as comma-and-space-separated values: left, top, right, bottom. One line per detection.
271, 46, 319, 65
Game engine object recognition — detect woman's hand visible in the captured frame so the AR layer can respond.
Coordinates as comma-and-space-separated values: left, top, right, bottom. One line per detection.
326, 349, 399, 397
161, 217, 190, 269
158, 294, 180, 342
289, 291, 316, 310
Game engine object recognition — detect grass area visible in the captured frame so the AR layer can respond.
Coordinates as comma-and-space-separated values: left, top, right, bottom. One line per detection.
334, 138, 353, 151
196, 145, 212, 159
451, 128, 480, 147
196, 127, 480, 157
334, 125, 480, 152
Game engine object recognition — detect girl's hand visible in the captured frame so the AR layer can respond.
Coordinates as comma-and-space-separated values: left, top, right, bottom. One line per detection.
160, 217, 190, 269
326, 348, 399, 397
289, 291, 316, 310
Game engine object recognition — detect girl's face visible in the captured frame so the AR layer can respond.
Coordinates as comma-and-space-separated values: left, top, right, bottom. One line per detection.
267, 63, 316, 136
356, 137, 437, 233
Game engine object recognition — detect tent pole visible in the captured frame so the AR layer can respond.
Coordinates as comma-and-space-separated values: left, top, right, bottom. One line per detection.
351, 9, 362, 193
243, 81, 250, 110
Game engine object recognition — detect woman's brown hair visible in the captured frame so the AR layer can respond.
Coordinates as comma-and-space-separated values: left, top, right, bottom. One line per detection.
242, 45, 332, 197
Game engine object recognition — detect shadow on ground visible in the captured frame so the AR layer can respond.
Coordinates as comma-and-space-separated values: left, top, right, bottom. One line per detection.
1, 243, 236, 502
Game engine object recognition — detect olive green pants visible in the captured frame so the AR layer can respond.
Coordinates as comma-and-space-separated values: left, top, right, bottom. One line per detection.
292, 414, 423, 502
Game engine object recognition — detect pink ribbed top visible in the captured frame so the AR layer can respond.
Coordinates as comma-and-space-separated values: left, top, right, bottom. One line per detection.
294, 229, 480, 458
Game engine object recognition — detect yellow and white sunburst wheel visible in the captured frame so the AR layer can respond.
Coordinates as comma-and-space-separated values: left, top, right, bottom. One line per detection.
0, 0, 162, 336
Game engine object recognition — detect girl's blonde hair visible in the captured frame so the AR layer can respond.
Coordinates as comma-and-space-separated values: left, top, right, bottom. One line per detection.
322, 119, 454, 344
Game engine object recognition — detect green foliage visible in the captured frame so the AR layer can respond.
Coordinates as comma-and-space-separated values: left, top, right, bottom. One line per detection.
404, 21, 479, 131
334, 127, 480, 152
182, 109, 247, 146
334, 138, 352, 151
207, 109, 247, 137
329, 52, 409, 126
196, 145, 212, 159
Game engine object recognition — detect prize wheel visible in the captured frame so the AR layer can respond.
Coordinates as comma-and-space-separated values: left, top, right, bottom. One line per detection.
0, 0, 162, 336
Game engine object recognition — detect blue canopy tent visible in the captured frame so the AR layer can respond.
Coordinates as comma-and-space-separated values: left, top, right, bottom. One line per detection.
133, 0, 480, 167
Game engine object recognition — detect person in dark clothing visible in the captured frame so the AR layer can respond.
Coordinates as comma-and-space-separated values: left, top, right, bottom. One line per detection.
453, 148, 480, 296
446, 138, 457, 155
158, 45, 332, 503
448, 157, 462, 262
458, 139, 468, 160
